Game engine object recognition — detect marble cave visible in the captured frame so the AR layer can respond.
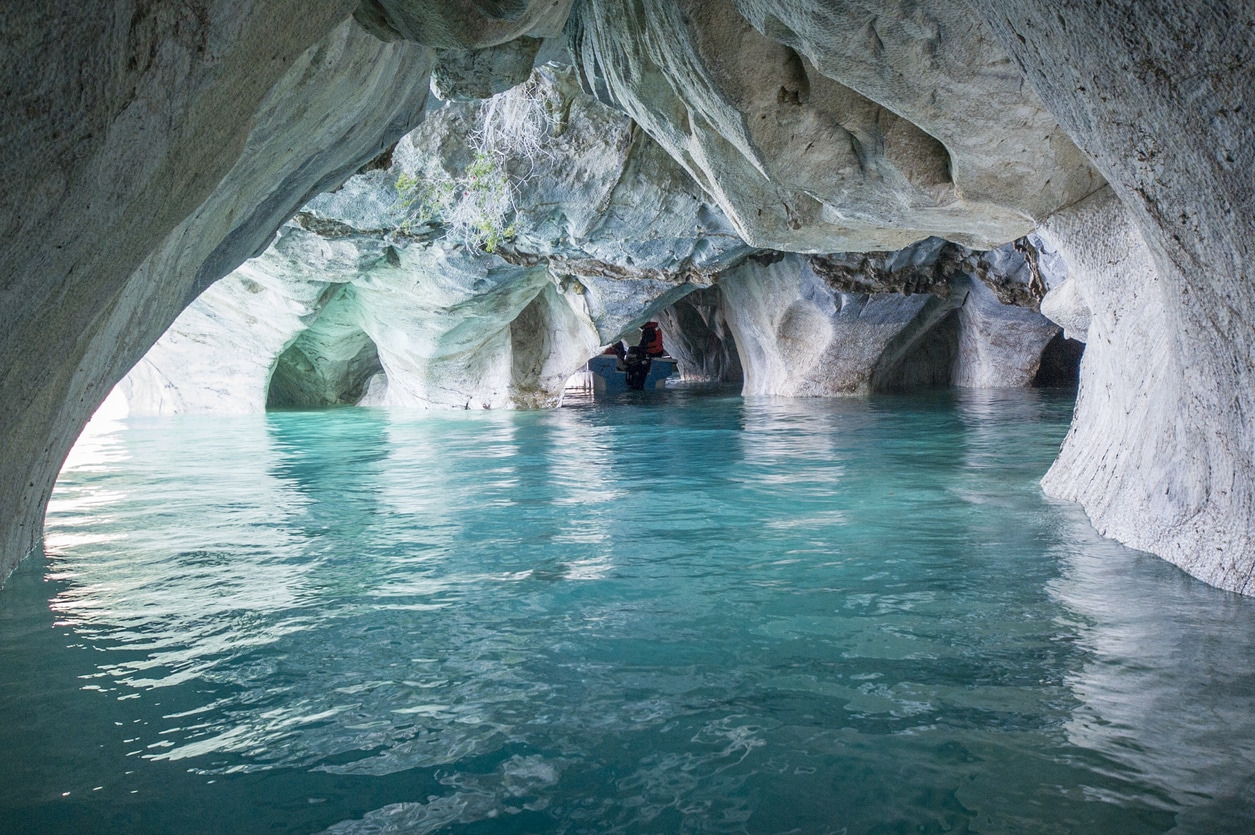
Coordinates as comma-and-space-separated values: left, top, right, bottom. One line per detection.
1, 2, 1253, 832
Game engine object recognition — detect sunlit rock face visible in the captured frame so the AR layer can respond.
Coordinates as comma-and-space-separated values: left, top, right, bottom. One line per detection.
1036, 188, 1255, 593
119, 67, 747, 413
717, 241, 1062, 397
119, 264, 338, 415
0, 10, 432, 574
568, 0, 1104, 252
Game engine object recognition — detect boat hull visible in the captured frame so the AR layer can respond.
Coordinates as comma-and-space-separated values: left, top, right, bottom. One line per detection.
587, 355, 676, 395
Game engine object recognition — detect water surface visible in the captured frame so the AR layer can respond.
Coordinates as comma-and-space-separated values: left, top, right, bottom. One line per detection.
3, 388, 1254, 833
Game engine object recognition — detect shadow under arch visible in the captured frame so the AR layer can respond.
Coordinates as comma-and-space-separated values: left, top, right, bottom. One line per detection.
266, 286, 384, 409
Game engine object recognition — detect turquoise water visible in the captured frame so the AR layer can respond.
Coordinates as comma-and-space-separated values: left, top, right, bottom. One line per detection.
3, 388, 1255, 833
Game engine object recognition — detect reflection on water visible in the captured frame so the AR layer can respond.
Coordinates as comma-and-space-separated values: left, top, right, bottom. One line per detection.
1, 388, 1253, 833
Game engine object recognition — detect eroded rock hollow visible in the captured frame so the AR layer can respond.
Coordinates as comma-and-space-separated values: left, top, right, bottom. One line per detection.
1, 0, 1251, 593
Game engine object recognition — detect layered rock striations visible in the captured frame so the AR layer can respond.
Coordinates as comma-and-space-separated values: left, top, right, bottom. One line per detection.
117, 65, 1065, 416
657, 288, 744, 384
567, 0, 1103, 252
1037, 187, 1253, 592
118, 67, 747, 413
971, 1, 1255, 594
718, 239, 1063, 397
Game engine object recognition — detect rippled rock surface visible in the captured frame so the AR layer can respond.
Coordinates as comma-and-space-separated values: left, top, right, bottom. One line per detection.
0, 12, 433, 570
118, 67, 746, 412
2, 1, 1252, 596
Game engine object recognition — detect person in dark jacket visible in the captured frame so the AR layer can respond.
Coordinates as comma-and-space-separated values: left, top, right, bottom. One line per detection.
623, 344, 651, 390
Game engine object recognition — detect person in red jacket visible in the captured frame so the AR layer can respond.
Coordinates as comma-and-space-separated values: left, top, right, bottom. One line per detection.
639, 321, 665, 357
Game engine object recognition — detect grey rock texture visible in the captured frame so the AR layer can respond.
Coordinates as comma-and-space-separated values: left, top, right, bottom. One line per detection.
716, 243, 1059, 397
657, 288, 744, 384
952, 274, 1060, 390
568, 0, 1104, 252
1037, 188, 1255, 593
354, 0, 573, 47
118, 262, 337, 415
0, 10, 431, 578
118, 68, 746, 413
972, 1, 1255, 594
721, 253, 943, 396
729, 1, 1103, 227
431, 37, 545, 100
2, 0, 1252, 598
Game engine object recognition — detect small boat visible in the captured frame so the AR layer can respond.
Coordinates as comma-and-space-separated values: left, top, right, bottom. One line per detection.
585, 354, 677, 395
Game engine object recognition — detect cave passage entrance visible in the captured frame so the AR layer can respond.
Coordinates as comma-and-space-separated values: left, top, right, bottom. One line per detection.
1032, 332, 1084, 388
266, 331, 384, 409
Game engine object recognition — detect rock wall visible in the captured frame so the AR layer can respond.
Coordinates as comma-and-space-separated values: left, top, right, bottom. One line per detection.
717, 243, 1061, 397
116, 67, 745, 415
267, 288, 384, 409
1037, 188, 1255, 592
354, 0, 573, 47
568, 0, 1103, 252
972, 1, 1255, 594
728, 1, 1103, 227
657, 288, 744, 384
119, 263, 338, 415
0, 9, 433, 578
720, 253, 942, 396
952, 275, 1060, 390
2, 0, 1252, 595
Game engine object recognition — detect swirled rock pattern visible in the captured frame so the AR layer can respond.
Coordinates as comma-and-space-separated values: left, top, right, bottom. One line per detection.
568, 0, 1103, 251
117, 67, 745, 412
717, 241, 1061, 397
118, 67, 1061, 416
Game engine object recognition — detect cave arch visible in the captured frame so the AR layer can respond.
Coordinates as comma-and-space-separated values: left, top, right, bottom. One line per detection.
657, 286, 744, 384
1032, 332, 1084, 389
266, 326, 384, 410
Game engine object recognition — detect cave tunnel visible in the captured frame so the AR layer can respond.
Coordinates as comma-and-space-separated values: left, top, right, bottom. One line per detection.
1032, 332, 1085, 389
2, 1, 1254, 830
266, 330, 384, 409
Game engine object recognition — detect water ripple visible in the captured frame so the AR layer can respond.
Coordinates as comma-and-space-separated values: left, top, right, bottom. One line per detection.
1, 389, 1252, 832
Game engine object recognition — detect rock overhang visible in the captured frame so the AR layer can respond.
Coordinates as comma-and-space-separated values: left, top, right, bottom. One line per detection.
0, 0, 1252, 597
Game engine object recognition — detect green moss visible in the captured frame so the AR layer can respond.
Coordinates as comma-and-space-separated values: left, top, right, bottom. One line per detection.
396, 150, 517, 253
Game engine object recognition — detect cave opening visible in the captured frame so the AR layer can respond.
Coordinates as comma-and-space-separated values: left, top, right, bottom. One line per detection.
873, 307, 962, 393
1033, 331, 1085, 388
265, 332, 384, 409
656, 286, 744, 385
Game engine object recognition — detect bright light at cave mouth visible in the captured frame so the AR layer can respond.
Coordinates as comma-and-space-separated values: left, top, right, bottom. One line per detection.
2, 388, 1252, 832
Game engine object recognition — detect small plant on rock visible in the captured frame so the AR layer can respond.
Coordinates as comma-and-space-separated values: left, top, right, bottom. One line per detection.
397, 145, 518, 254
395, 72, 562, 254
